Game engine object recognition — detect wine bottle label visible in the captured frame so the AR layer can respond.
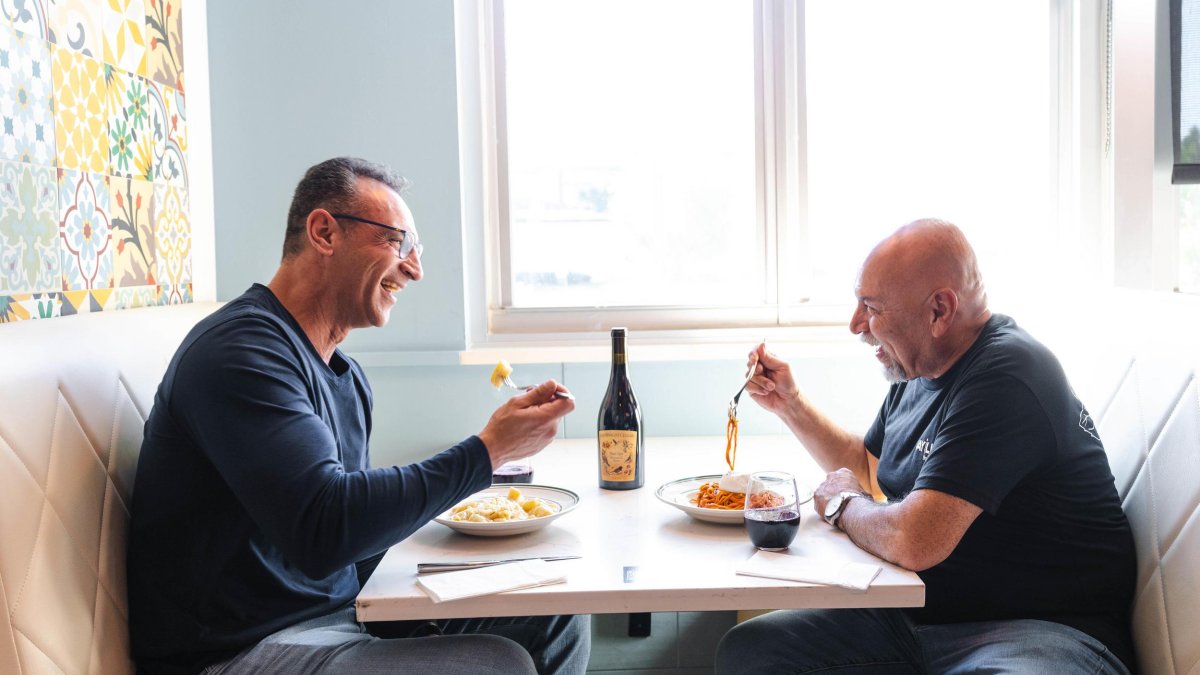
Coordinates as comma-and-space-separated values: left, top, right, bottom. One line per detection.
612, 353, 626, 364
598, 430, 638, 482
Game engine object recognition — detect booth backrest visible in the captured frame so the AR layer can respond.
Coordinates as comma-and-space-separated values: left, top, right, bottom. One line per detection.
1070, 347, 1200, 675
0, 304, 219, 675
1, 305, 1198, 674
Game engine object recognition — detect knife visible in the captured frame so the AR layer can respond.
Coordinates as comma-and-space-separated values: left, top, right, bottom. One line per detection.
416, 555, 581, 574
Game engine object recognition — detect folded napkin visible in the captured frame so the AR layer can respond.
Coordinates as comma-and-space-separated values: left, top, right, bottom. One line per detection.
416, 559, 568, 603
736, 551, 881, 591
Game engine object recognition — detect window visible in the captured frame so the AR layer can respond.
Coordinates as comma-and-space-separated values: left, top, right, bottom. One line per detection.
501, 0, 757, 310
1179, 186, 1200, 292
1172, 0, 1200, 292
1170, 0, 1199, 183
467, 1, 1093, 335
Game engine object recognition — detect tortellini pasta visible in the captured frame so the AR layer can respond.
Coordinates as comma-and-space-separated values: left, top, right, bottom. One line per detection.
449, 486, 558, 522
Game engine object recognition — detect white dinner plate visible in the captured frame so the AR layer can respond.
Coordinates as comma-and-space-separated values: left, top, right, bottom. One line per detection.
655, 475, 814, 525
435, 484, 579, 537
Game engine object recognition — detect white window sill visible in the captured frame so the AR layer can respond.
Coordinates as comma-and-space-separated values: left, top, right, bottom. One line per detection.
348, 326, 866, 368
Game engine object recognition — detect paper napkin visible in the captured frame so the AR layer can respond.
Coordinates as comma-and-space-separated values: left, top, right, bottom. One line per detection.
735, 551, 882, 591
416, 559, 568, 603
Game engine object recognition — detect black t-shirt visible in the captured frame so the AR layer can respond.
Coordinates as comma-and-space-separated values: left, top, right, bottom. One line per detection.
863, 314, 1135, 669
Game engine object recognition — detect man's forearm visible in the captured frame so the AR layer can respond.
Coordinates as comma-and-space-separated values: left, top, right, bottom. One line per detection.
834, 489, 981, 572
834, 498, 913, 569
779, 392, 873, 489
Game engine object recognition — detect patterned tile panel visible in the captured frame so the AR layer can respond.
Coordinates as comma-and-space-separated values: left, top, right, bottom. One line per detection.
60, 287, 111, 314
143, 0, 180, 90
105, 65, 152, 180
109, 174, 153, 286
52, 43, 107, 172
3, 0, 50, 41
58, 168, 112, 289
0, 290, 59, 320
0, 158, 58, 293
151, 180, 185, 301
49, 0, 103, 59
107, 283, 155, 309
1, 0, 187, 322
0, 24, 55, 166
102, 0, 145, 76
147, 78, 184, 186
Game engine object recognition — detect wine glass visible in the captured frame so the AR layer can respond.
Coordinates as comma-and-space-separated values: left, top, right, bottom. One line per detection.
744, 471, 801, 551
492, 460, 533, 484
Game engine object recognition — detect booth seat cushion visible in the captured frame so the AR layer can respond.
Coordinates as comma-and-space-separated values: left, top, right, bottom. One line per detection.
2, 303, 1198, 675
0, 303, 219, 675
1070, 347, 1200, 675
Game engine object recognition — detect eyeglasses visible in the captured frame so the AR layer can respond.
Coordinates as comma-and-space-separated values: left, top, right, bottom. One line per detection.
330, 213, 423, 259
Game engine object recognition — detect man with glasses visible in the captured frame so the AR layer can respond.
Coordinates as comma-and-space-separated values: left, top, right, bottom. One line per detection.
128, 157, 588, 674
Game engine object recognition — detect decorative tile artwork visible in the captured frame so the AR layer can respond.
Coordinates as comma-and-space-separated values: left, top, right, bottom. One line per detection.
0, 0, 189, 322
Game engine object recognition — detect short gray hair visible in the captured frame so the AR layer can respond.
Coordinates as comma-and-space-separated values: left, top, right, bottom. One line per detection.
282, 157, 411, 259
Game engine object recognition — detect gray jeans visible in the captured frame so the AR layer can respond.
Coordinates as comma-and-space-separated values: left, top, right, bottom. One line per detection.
715, 608, 1129, 675
202, 606, 590, 675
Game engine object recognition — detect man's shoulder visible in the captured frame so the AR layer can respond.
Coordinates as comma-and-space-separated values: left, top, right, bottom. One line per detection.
190, 286, 290, 336
174, 287, 304, 366
969, 314, 1061, 374
951, 314, 1080, 419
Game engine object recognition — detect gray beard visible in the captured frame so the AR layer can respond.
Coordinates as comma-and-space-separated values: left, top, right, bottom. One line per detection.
880, 361, 909, 383
862, 335, 910, 382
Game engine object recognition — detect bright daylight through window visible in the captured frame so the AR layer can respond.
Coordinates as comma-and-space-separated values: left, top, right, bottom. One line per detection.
490, 1, 1057, 331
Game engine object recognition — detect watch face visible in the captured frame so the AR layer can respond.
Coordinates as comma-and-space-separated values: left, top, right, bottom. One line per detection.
823, 494, 844, 519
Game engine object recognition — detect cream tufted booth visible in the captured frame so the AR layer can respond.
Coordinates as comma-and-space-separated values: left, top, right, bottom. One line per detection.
0, 304, 1198, 674
1072, 348, 1200, 675
0, 303, 219, 675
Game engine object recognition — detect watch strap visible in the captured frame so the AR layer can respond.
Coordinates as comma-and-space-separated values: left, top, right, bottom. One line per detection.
825, 490, 865, 529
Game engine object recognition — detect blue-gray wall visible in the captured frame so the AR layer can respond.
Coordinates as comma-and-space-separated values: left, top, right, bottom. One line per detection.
204, 6, 887, 672
208, 0, 466, 353
205, 2, 886, 469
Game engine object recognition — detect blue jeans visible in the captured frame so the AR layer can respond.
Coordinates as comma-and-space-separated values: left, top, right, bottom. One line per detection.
715, 608, 1130, 675
202, 606, 590, 675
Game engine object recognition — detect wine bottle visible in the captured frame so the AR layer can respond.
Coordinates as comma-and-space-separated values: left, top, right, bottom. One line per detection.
598, 327, 644, 490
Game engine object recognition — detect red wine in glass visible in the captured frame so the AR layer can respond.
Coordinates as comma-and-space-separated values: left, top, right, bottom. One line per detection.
745, 509, 801, 550
492, 463, 533, 484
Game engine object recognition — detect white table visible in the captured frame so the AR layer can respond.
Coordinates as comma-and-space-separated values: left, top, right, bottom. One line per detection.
356, 436, 924, 621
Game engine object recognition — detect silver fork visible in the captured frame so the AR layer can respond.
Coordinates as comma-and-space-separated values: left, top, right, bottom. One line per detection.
728, 357, 759, 419
499, 375, 576, 400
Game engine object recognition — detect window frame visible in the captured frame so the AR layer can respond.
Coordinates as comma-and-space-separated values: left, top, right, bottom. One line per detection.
457, 0, 1099, 342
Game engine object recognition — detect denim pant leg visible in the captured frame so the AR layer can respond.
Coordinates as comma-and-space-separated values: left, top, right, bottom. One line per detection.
715, 608, 923, 675
204, 606, 537, 675
440, 614, 591, 675
918, 619, 1131, 675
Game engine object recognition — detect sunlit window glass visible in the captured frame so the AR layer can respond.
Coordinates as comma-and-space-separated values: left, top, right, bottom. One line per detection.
503, 0, 757, 308
803, 2, 1051, 304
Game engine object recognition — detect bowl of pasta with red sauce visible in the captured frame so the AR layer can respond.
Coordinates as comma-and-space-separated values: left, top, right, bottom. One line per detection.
655, 474, 813, 525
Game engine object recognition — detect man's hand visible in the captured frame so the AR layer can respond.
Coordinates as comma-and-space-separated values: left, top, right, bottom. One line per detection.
745, 343, 800, 417
478, 380, 575, 470
812, 467, 869, 518
811, 468, 983, 571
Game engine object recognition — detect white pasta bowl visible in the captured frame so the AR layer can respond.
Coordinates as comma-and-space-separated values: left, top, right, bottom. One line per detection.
656, 475, 814, 525
434, 484, 580, 537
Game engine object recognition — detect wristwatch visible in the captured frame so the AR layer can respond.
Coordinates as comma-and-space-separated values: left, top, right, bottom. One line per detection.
823, 490, 866, 529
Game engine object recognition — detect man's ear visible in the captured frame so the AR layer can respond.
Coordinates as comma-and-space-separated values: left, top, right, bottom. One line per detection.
307, 209, 339, 257
929, 288, 958, 338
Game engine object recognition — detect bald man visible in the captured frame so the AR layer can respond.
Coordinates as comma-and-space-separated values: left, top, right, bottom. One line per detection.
716, 220, 1135, 674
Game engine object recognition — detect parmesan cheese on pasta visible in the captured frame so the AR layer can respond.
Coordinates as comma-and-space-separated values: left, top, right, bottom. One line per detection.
448, 487, 558, 522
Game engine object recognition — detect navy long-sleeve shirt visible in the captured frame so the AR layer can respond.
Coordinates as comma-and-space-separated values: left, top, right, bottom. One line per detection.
127, 284, 493, 674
